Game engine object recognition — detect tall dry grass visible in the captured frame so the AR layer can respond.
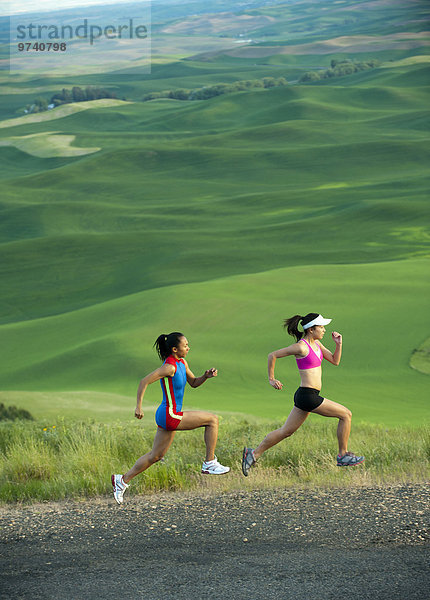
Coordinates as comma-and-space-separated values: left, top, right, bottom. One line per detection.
0, 417, 428, 502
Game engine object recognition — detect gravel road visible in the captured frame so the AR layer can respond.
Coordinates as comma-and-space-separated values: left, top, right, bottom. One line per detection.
1, 484, 429, 600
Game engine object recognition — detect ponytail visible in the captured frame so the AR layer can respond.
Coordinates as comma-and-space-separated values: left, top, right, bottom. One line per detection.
283, 313, 319, 342
283, 315, 304, 342
153, 332, 184, 361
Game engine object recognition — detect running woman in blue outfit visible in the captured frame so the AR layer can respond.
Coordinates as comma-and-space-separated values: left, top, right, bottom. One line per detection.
112, 332, 229, 504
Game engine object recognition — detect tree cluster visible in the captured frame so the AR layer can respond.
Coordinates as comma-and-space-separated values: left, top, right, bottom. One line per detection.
0, 403, 34, 421
299, 59, 380, 83
24, 97, 49, 114
24, 86, 118, 114
51, 86, 118, 106
142, 77, 288, 102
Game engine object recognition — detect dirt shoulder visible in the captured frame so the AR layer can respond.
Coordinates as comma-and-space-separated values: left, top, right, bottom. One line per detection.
1, 484, 429, 599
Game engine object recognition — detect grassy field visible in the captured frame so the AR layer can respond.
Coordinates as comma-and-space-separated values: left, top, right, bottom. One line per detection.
0, 0, 429, 436
1, 417, 428, 503
0, 258, 428, 426
1, 72, 429, 321
0, 132, 101, 157
0, 99, 132, 129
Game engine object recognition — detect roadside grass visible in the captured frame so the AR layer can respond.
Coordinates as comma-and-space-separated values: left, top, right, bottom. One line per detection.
1, 418, 428, 503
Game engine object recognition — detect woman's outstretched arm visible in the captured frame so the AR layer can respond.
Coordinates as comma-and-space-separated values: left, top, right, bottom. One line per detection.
183, 359, 218, 388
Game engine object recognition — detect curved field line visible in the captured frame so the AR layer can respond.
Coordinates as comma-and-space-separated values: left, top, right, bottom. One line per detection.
382, 55, 430, 67
0, 132, 100, 157
410, 336, 430, 375
0, 99, 132, 130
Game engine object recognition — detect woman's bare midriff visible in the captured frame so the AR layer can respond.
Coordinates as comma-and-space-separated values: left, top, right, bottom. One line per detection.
298, 366, 322, 390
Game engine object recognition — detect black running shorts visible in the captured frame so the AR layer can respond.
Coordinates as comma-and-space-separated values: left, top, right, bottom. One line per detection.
294, 387, 324, 412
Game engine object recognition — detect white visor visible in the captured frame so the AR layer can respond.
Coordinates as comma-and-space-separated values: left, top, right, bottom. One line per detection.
302, 314, 332, 329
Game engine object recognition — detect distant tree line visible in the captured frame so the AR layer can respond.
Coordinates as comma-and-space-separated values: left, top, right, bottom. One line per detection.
24, 86, 118, 114
51, 86, 118, 106
142, 77, 288, 102
299, 59, 380, 83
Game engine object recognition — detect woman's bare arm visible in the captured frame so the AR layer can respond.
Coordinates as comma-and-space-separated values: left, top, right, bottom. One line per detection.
135, 363, 175, 419
268, 342, 306, 389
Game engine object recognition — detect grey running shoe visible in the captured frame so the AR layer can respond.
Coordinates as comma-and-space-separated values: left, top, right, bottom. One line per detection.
111, 474, 129, 504
337, 452, 365, 467
201, 456, 230, 475
242, 447, 256, 476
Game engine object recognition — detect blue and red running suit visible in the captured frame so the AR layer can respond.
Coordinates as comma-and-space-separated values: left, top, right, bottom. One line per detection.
155, 356, 186, 430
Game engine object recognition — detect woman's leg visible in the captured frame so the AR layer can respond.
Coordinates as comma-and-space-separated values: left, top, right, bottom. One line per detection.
176, 411, 219, 462
123, 427, 176, 483
311, 398, 352, 456
254, 407, 309, 460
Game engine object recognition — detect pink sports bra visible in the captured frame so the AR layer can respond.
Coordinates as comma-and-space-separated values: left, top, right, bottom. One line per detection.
296, 339, 323, 370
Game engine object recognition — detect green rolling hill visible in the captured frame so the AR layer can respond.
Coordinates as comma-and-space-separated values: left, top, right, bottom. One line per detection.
0, 258, 428, 425
0, 0, 428, 425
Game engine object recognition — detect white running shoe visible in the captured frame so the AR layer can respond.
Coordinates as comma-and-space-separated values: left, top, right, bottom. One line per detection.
201, 456, 230, 475
111, 474, 129, 504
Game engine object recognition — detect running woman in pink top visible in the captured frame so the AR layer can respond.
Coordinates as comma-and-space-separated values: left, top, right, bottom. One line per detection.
242, 313, 364, 475
112, 332, 229, 504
